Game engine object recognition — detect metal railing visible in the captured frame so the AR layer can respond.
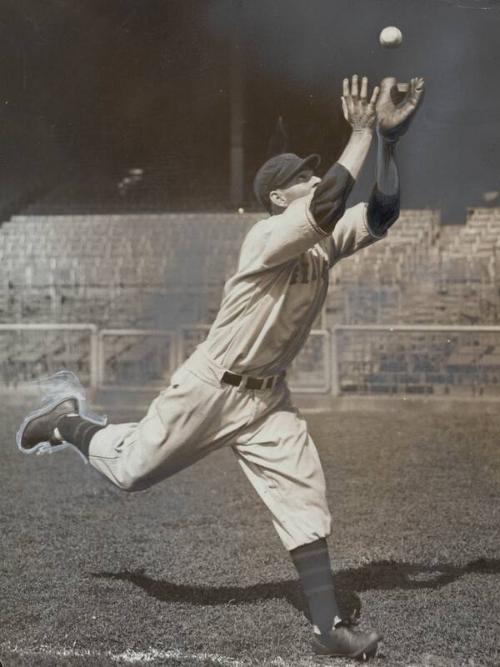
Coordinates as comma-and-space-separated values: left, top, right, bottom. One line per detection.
3, 323, 500, 398
0, 324, 331, 392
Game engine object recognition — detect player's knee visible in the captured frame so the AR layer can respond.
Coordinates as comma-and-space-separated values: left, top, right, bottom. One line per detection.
116, 477, 140, 492
115, 469, 155, 492
118, 478, 154, 493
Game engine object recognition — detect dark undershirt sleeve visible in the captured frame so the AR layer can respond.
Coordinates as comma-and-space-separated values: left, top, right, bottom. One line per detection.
367, 185, 401, 236
310, 163, 355, 234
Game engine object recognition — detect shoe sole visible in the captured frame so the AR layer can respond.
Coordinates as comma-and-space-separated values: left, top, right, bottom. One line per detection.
314, 635, 381, 661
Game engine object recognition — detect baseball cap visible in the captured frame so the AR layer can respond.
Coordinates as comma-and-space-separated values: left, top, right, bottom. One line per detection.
253, 152, 321, 211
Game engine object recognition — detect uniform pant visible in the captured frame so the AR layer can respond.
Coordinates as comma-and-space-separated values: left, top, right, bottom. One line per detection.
88, 349, 331, 551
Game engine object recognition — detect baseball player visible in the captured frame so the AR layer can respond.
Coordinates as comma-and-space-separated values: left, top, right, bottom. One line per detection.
18, 75, 424, 660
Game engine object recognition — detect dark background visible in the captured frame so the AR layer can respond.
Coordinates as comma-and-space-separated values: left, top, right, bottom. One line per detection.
1, 0, 500, 221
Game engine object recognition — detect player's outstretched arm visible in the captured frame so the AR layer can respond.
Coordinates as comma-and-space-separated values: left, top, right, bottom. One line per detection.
366, 132, 401, 235
311, 75, 379, 234
367, 76, 425, 235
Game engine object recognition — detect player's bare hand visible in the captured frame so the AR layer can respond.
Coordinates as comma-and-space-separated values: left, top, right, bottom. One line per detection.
341, 75, 380, 132
376, 76, 425, 142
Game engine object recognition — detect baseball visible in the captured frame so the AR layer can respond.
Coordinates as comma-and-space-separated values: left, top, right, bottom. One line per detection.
379, 26, 403, 48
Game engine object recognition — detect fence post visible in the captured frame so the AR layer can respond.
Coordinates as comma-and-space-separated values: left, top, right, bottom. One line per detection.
330, 327, 340, 397
89, 327, 99, 389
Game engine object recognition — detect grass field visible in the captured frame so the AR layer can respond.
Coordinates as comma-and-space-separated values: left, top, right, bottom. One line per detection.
1, 396, 499, 666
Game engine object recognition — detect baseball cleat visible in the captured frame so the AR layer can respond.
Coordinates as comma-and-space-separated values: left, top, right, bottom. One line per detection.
312, 623, 382, 661
18, 397, 79, 454
16, 370, 106, 462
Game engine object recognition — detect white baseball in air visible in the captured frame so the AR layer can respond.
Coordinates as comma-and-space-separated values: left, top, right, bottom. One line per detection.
379, 26, 403, 48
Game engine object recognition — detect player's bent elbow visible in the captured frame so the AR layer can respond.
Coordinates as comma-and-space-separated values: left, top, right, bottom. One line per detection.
367, 193, 400, 233
311, 200, 348, 235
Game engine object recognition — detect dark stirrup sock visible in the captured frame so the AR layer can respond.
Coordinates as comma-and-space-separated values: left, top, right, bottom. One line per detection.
290, 538, 341, 636
56, 415, 106, 458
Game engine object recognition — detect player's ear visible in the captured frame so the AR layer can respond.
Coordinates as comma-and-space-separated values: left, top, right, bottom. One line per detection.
269, 189, 287, 208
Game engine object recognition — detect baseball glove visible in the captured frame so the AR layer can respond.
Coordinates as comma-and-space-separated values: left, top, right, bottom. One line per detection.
376, 76, 425, 142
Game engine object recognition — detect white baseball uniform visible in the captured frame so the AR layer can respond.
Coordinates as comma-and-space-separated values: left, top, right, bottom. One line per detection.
88, 194, 384, 550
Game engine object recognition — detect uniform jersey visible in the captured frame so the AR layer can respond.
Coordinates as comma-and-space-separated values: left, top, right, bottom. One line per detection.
198, 193, 385, 376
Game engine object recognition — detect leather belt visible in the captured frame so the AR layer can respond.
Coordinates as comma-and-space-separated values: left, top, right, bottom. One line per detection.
221, 370, 281, 391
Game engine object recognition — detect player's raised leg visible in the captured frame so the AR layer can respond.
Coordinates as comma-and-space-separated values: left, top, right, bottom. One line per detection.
17, 365, 258, 492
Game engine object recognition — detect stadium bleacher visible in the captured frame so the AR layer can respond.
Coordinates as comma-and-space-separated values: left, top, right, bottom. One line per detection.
2, 205, 500, 393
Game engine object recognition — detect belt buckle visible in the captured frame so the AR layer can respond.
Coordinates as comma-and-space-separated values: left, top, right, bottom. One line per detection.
233, 373, 279, 392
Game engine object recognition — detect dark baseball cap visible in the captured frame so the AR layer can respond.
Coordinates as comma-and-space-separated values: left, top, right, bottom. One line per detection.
253, 152, 321, 211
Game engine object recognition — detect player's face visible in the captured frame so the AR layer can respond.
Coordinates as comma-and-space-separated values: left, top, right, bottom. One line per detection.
272, 169, 321, 209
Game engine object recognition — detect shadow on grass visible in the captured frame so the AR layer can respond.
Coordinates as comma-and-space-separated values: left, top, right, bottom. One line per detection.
91, 557, 500, 621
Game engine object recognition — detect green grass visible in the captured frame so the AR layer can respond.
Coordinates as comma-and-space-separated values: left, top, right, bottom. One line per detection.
1, 399, 499, 666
